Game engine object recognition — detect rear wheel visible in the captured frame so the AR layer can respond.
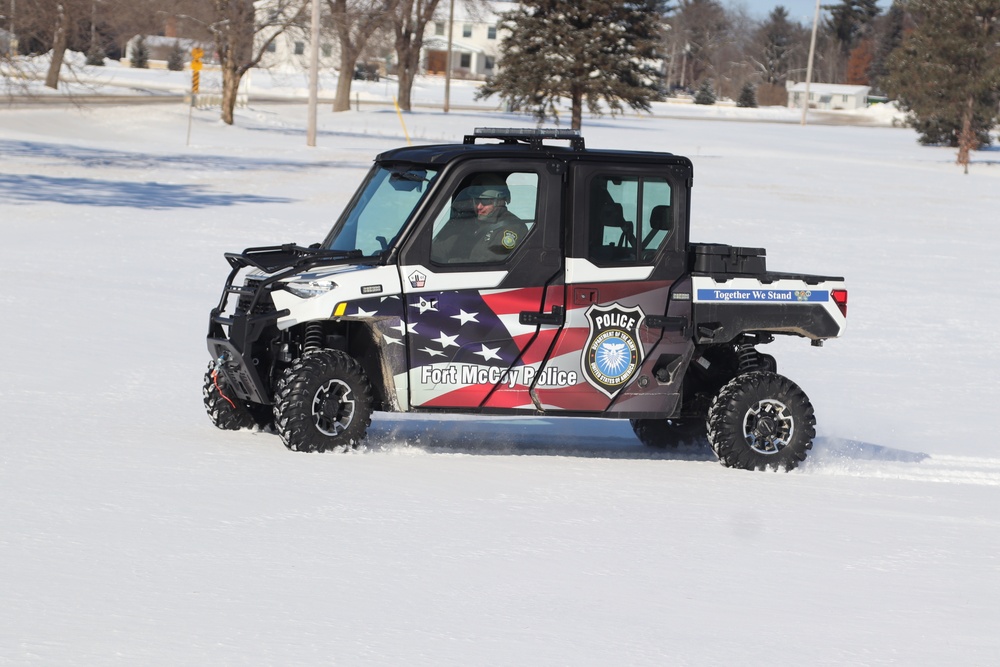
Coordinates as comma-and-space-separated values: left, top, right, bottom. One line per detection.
707, 371, 815, 471
273, 350, 373, 452
630, 418, 708, 448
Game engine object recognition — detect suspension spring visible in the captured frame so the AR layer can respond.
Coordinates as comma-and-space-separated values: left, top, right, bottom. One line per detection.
303, 322, 324, 354
737, 341, 760, 373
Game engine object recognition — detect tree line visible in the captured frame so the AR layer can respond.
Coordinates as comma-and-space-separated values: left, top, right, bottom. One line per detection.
0, 0, 481, 123
479, 0, 997, 171
3, 0, 997, 168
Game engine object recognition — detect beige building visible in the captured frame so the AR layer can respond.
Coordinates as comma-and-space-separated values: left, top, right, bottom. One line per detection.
787, 82, 872, 110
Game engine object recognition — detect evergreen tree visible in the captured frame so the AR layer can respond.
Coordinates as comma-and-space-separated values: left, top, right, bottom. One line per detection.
86, 46, 106, 67
868, 1, 906, 92
476, 0, 667, 131
826, 0, 880, 55
694, 79, 716, 104
736, 82, 756, 107
130, 36, 149, 69
166, 41, 185, 72
884, 0, 1000, 172
755, 6, 795, 85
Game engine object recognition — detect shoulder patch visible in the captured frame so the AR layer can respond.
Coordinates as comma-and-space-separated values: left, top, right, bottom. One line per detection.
501, 230, 518, 249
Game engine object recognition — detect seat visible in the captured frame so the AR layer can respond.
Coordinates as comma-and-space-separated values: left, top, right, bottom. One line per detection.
641, 204, 672, 260
589, 189, 635, 262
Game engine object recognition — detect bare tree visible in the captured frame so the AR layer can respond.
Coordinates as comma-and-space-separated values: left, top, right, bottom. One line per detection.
206, 0, 308, 124
325, 0, 399, 112
668, 0, 730, 90
390, 0, 440, 111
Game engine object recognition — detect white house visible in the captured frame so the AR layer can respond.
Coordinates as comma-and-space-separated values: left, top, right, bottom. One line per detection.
787, 82, 871, 110
251, 1, 512, 79
420, 2, 515, 80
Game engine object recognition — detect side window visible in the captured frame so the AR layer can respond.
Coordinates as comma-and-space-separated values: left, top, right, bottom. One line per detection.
431, 171, 538, 265
587, 175, 672, 264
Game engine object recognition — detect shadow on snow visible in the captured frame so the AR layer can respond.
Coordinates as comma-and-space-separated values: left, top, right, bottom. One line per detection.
0, 172, 293, 209
362, 414, 928, 465
0, 139, 368, 172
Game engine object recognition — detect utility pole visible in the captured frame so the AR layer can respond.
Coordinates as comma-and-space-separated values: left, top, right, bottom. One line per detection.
801, 0, 820, 126
444, 0, 454, 113
9, 0, 16, 55
307, 0, 320, 146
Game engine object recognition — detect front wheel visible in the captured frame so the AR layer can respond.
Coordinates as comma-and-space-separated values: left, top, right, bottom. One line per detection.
707, 371, 815, 471
273, 350, 373, 452
203, 364, 257, 430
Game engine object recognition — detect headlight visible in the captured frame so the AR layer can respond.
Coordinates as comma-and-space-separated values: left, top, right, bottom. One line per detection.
285, 279, 337, 299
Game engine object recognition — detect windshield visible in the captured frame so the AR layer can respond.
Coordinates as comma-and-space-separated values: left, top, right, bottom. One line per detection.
325, 164, 438, 257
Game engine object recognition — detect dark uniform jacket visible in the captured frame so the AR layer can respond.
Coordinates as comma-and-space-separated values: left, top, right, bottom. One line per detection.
432, 208, 529, 264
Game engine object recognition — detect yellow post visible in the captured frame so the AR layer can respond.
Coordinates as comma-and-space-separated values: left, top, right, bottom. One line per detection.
393, 96, 412, 146
190, 47, 203, 94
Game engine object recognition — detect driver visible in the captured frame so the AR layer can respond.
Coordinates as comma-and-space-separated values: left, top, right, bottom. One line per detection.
433, 174, 529, 263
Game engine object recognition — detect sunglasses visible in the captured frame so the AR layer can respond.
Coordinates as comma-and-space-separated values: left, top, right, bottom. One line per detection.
474, 197, 498, 205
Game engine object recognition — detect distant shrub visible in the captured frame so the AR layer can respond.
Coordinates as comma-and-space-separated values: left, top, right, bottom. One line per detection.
86, 46, 105, 67
694, 80, 716, 105
167, 41, 185, 71
737, 82, 758, 108
130, 37, 149, 69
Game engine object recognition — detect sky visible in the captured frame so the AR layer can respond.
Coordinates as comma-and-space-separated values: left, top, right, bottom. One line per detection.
2, 64, 999, 664
730, 0, 891, 23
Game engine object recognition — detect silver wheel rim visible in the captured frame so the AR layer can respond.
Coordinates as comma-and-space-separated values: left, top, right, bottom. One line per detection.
742, 398, 794, 455
312, 379, 355, 436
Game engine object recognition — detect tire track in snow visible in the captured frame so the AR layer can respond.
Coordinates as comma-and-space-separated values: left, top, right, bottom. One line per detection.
806, 438, 1000, 486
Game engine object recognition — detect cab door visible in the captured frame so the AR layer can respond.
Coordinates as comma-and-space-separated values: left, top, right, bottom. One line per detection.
396, 160, 564, 410
529, 162, 695, 415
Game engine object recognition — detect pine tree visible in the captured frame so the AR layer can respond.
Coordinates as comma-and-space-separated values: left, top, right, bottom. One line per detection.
884, 0, 1000, 172
694, 80, 716, 104
868, 2, 906, 92
166, 41, 186, 72
827, 0, 881, 55
130, 36, 149, 69
86, 46, 106, 67
756, 6, 794, 85
476, 0, 668, 131
737, 82, 757, 108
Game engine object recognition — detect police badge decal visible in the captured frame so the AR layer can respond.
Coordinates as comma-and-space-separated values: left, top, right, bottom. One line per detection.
582, 303, 646, 398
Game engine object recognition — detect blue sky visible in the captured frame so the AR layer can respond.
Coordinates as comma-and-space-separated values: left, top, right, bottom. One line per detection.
730, 0, 891, 23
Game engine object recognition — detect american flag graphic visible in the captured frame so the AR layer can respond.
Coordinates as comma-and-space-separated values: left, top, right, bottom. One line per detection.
339, 281, 676, 413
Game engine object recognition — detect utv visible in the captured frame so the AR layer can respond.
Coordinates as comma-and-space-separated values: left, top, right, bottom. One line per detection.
205, 128, 847, 471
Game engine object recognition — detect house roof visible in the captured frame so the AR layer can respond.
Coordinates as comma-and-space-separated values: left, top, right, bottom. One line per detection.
787, 82, 870, 95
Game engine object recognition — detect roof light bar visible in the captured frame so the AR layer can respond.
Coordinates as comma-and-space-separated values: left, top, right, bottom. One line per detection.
465, 127, 585, 150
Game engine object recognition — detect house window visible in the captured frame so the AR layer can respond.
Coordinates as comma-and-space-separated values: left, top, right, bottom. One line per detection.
842, 94, 849, 103
294, 41, 305, 55
460, 53, 471, 69
321, 43, 332, 57
485, 56, 495, 70
266, 41, 277, 53
463, 24, 472, 38
488, 26, 497, 40
435, 22, 445, 36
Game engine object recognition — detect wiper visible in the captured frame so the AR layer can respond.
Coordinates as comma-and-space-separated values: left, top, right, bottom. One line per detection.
390, 170, 429, 183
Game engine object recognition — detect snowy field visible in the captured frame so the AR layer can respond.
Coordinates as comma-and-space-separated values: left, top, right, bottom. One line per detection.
2, 67, 1000, 664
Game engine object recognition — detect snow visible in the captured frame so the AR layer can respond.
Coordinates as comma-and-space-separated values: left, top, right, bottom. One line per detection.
2, 64, 1000, 665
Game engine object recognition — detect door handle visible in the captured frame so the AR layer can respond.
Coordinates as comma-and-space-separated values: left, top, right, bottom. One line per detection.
519, 305, 565, 326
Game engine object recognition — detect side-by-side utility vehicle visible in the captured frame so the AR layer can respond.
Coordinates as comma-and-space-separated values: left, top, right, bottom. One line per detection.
204, 128, 847, 471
